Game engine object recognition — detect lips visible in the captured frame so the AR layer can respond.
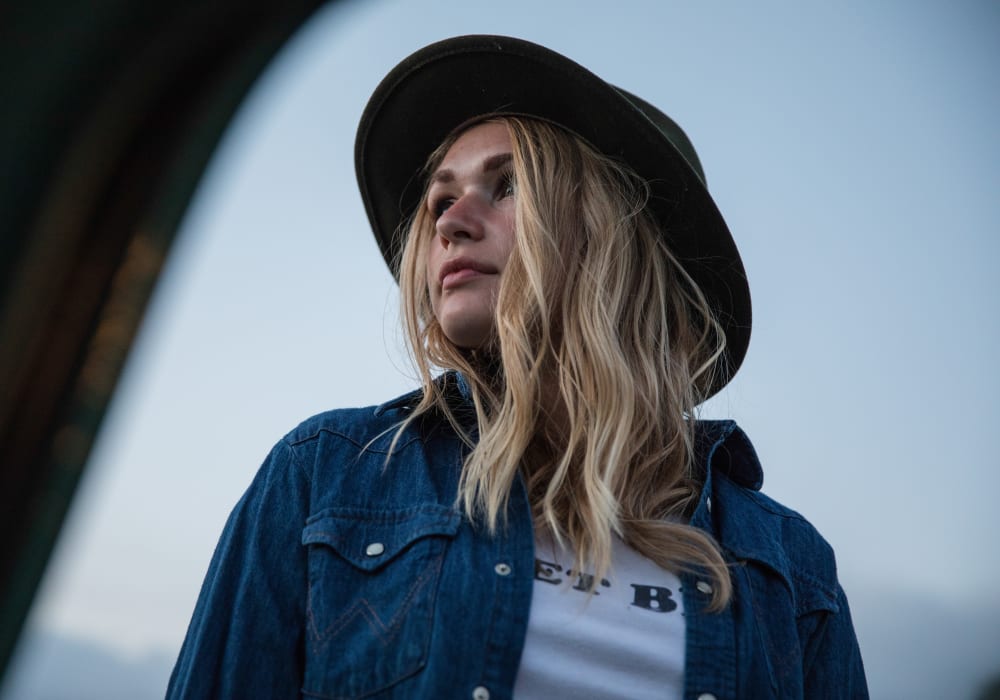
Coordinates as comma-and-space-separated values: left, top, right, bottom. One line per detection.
439, 256, 498, 289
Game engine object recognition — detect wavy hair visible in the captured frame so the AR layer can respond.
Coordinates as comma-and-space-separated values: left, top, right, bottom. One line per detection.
396, 117, 731, 609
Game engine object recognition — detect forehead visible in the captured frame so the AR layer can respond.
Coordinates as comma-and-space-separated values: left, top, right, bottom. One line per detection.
435, 121, 511, 171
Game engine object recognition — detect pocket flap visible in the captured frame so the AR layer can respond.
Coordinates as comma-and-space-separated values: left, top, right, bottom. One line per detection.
302, 506, 461, 572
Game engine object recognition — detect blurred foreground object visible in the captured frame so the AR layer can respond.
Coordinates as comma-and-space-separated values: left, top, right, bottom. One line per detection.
0, 0, 333, 683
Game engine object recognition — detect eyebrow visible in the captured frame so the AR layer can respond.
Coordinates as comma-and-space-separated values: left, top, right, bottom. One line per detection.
430, 152, 513, 185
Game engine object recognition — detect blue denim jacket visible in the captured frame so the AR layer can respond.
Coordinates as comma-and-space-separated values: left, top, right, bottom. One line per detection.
167, 376, 867, 699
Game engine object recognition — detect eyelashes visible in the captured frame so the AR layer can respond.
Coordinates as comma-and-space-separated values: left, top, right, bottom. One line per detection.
498, 170, 516, 199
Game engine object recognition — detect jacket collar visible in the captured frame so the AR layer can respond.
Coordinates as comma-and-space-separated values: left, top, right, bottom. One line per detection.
373, 372, 468, 416
694, 420, 764, 492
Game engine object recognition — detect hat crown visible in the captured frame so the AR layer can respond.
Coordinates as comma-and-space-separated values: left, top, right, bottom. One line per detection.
613, 88, 707, 186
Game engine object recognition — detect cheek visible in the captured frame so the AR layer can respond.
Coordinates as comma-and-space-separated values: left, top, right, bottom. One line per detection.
424, 245, 442, 313
496, 213, 517, 271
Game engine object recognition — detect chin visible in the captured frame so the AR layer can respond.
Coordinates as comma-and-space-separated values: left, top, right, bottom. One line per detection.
439, 319, 494, 350
444, 330, 491, 350
434, 300, 495, 349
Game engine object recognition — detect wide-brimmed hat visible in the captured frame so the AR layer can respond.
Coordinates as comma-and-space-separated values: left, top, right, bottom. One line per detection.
355, 34, 750, 397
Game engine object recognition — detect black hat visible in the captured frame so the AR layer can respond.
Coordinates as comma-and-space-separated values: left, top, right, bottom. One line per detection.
355, 35, 751, 397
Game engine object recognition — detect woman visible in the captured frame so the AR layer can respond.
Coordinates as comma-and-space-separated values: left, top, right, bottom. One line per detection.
168, 35, 867, 699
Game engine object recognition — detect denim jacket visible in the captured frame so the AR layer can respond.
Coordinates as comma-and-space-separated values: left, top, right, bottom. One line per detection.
167, 376, 867, 699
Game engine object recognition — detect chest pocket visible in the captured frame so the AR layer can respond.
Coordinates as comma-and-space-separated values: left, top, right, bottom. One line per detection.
300, 505, 461, 699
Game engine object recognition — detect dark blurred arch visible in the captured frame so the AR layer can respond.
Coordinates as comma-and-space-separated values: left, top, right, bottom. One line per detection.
0, 0, 339, 680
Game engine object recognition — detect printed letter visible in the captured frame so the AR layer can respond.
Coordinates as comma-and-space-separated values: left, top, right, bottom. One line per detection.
535, 559, 563, 585
571, 573, 611, 594
630, 584, 677, 612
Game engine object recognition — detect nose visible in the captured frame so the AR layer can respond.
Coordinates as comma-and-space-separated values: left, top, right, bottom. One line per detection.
435, 193, 485, 245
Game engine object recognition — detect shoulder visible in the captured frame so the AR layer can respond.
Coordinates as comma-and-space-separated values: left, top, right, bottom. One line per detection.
283, 386, 423, 452
270, 383, 467, 513
698, 421, 841, 611
717, 475, 838, 600
281, 372, 473, 452
694, 422, 868, 695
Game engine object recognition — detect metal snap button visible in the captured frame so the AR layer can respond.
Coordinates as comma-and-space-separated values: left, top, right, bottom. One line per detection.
494, 563, 512, 576
472, 685, 490, 700
696, 694, 718, 700
365, 542, 385, 557
696, 580, 713, 595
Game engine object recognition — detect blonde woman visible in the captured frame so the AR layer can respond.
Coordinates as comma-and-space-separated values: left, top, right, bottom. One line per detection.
168, 35, 867, 699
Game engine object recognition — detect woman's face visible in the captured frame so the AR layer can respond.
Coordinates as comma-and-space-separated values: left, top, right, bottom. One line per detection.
424, 122, 517, 349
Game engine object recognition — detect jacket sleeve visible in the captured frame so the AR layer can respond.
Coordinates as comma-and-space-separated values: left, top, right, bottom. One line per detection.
801, 583, 869, 699
166, 439, 310, 699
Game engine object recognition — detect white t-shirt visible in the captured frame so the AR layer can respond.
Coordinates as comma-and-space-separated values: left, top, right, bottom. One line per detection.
513, 532, 685, 700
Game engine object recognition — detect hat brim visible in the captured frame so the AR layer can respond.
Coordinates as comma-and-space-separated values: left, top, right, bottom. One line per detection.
355, 34, 750, 398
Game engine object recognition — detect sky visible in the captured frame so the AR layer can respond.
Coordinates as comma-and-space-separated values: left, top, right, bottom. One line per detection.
5, 1, 1000, 698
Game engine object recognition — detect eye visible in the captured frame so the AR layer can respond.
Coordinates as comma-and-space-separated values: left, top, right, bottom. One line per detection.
430, 196, 453, 219
497, 171, 516, 200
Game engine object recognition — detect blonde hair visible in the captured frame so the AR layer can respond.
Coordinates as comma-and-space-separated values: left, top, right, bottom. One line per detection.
396, 117, 731, 609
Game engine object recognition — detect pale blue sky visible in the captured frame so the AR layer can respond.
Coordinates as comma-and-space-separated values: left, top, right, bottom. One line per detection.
5, 2, 999, 698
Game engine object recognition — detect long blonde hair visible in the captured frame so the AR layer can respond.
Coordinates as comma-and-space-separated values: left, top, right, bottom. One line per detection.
397, 117, 731, 609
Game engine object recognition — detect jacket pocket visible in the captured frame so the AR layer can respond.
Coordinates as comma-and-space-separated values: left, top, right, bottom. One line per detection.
300, 505, 461, 699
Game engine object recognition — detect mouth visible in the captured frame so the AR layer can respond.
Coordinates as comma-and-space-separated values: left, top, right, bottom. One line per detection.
439, 257, 498, 289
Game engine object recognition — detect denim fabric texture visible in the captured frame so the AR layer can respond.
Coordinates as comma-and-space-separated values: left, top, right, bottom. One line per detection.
167, 374, 868, 699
